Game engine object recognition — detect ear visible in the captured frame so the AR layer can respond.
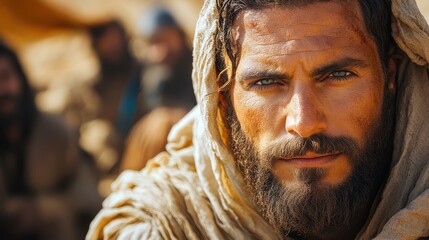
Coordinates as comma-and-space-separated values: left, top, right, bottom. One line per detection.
386, 45, 399, 94
387, 57, 396, 93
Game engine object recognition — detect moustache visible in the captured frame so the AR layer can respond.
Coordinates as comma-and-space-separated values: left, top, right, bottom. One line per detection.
259, 134, 360, 166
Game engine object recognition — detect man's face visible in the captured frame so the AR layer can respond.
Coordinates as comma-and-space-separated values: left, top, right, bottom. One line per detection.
0, 56, 22, 123
94, 25, 128, 66
226, 1, 395, 237
146, 27, 185, 66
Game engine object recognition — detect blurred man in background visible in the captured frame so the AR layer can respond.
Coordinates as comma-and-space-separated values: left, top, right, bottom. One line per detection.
86, 20, 144, 175
0, 42, 101, 240
121, 8, 195, 171
138, 7, 195, 113
89, 20, 143, 140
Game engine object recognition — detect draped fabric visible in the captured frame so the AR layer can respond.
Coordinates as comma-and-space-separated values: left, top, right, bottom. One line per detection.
87, 0, 429, 239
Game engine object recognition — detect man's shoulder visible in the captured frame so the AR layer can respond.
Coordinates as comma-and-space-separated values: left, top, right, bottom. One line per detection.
29, 111, 79, 157
25, 111, 81, 190
34, 112, 76, 136
27, 111, 79, 153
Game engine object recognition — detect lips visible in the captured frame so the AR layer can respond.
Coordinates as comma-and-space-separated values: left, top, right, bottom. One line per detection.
279, 152, 341, 168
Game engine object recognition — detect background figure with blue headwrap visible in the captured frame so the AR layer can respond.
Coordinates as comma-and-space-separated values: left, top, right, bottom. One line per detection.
120, 7, 195, 171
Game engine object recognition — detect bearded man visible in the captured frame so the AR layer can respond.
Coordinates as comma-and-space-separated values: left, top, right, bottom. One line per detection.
0, 43, 101, 240
87, 0, 429, 239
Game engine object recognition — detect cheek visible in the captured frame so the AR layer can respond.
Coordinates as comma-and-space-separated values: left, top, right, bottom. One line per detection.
329, 81, 384, 146
10, 75, 22, 97
1, 74, 22, 97
232, 87, 280, 144
7, 75, 22, 100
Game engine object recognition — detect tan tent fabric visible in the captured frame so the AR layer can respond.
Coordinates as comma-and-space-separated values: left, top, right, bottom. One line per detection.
87, 0, 429, 239
0, 0, 101, 48
0, 0, 203, 93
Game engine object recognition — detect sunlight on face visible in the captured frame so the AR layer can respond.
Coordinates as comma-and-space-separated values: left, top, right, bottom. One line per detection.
230, 1, 386, 187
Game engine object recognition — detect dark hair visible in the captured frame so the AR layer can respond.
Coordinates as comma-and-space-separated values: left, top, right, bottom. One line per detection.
215, 0, 393, 88
89, 20, 127, 43
139, 7, 181, 40
0, 43, 38, 132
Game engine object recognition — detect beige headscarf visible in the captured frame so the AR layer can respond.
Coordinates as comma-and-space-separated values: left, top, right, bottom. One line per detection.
87, 0, 429, 239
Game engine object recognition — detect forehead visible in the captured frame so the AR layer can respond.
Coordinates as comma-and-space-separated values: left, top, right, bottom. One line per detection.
237, 1, 364, 32
231, 1, 379, 71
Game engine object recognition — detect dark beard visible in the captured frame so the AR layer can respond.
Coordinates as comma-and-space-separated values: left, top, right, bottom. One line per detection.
0, 93, 22, 127
225, 87, 395, 238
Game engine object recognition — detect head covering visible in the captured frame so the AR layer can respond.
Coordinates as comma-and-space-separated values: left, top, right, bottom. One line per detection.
87, 0, 429, 239
138, 7, 179, 40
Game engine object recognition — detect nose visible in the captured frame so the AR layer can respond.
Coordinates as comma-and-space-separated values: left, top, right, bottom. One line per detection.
285, 88, 327, 138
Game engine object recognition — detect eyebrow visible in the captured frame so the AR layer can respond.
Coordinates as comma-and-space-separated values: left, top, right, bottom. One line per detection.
237, 57, 368, 82
237, 70, 290, 83
310, 57, 369, 78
